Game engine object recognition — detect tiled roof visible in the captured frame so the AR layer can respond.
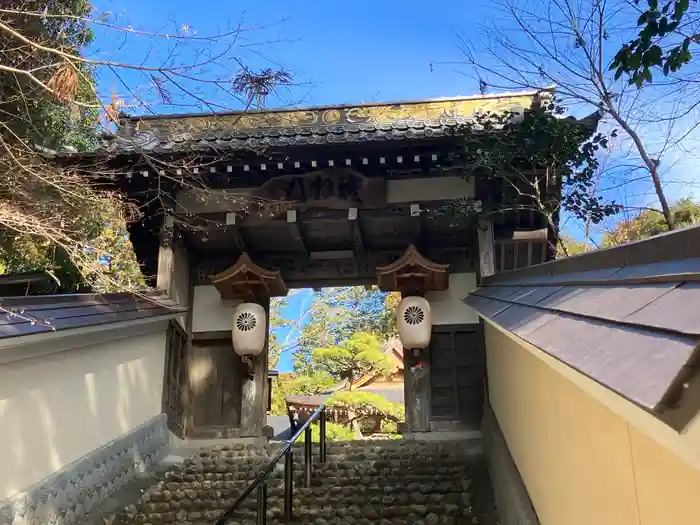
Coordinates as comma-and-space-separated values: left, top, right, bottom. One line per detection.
358, 386, 405, 404
0, 292, 186, 340
464, 225, 700, 431
49, 90, 599, 158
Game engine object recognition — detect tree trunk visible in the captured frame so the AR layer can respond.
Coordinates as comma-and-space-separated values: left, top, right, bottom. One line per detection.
606, 105, 676, 230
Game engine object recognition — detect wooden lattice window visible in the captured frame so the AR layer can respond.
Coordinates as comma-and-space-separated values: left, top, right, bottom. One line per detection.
163, 321, 188, 435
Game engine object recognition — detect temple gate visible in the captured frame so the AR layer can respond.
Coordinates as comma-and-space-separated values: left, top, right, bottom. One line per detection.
79, 90, 597, 439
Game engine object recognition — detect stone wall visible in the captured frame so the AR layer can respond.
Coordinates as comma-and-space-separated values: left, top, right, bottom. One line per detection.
0, 415, 169, 525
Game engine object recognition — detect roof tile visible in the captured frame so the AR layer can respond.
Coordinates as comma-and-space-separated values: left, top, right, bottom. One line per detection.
491, 303, 559, 338
465, 227, 700, 430
534, 283, 677, 320
0, 292, 185, 340
624, 282, 700, 335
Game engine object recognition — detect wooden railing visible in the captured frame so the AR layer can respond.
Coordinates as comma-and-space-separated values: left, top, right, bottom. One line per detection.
214, 404, 328, 525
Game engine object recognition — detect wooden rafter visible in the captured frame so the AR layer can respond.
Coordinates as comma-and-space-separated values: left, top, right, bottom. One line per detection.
210, 252, 288, 300
376, 244, 450, 294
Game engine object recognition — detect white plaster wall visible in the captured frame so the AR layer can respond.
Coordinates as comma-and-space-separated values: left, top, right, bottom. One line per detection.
425, 273, 479, 325
0, 330, 167, 499
191, 285, 241, 333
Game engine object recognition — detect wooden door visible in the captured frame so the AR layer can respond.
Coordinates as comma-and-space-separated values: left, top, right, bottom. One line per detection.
163, 322, 188, 436
429, 324, 485, 431
188, 337, 245, 438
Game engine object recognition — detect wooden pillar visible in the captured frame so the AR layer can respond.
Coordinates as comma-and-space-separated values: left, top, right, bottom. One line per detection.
209, 253, 288, 439
478, 217, 496, 279
240, 297, 270, 437
156, 214, 176, 292
376, 245, 449, 436
403, 345, 431, 433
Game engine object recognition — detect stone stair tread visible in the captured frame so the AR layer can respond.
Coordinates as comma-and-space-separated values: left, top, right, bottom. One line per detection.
110, 439, 496, 525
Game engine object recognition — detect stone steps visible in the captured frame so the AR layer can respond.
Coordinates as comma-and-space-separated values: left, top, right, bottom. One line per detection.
172, 463, 474, 477
111, 439, 495, 525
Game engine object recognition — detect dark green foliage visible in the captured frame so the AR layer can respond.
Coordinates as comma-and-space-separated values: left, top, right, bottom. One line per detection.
449, 100, 621, 231
270, 287, 404, 436
604, 198, 700, 245
0, 2, 146, 291
611, 0, 697, 87
294, 287, 399, 374
327, 390, 404, 422
1, 1, 98, 149
312, 332, 393, 387
269, 371, 337, 416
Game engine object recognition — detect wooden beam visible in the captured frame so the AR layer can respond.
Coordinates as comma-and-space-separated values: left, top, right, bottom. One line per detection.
196, 201, 456, 227
348, 207, 365, 260
156, 215, 176, 292
232, 228, 247, 253
286, 209, 309, 255
224, 212, 248, 252
477, 217, 496, 279
309, 250, 355, 261
240, 297, 270, 437
409, 203, 423, 247
403, 345, 431, 433
194, 246, 477, 289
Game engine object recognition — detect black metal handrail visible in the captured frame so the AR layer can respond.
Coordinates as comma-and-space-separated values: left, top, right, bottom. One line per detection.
214, 404, 328, 525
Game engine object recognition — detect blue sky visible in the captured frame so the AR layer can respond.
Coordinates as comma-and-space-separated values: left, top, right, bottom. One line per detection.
88, 0, 699, 224
273, 290, 313, 372
91, 0, 488, 107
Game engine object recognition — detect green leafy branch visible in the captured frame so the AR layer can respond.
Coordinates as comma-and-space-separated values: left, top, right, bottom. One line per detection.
446, 100, 621, 246
611, 0, 698, 86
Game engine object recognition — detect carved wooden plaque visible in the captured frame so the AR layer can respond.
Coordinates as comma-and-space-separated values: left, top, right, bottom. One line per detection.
252, 168, 386, 210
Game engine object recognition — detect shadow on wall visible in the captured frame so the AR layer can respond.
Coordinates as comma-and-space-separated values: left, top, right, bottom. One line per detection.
0, 331, 166, 500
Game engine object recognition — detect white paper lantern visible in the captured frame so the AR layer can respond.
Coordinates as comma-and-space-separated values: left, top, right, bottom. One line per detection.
397, 296, 432, 350
232, 302, 267, 357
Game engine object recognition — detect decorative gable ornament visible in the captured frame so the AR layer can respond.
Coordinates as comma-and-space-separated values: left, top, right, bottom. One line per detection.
377, 245, 449, 352
375, 244, 450, 295
209, 252, 288, 301
210, 253, 287, 376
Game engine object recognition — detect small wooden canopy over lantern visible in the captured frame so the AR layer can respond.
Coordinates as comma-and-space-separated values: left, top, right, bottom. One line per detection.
210, 252, 288, 301
376, 245, 450, 296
